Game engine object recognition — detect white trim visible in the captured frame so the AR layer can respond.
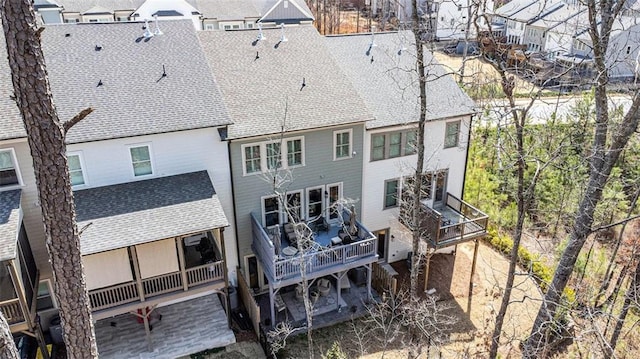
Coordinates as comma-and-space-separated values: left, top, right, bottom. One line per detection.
0, 147, 24, 190
37, 279, 58, 310
240, 136, 305, 176
305, 185, 325, 220
333, 129, 353, 161
325, 182, 343, 222
127, 143, 154, 178
261, 194, 280, 227
66, 151, 88, 188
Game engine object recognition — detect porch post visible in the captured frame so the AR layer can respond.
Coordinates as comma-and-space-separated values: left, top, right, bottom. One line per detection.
269, 284, 275, 327
130, 246, 145, 301
142, 306, 152, 351
422, 248, 432, 293
34, 317, 50, 359
467, 239, 480, 316
176, 237, 188, 291
218, 228, 232, 327
366, 264, 372, 300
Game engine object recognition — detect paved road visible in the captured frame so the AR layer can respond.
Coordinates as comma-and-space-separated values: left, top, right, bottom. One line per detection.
479, 95, 634, 124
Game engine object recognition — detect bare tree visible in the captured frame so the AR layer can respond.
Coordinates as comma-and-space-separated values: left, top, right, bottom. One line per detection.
0, 0, 99, 357
522, 0, 640, 354
0, 311, 19, 359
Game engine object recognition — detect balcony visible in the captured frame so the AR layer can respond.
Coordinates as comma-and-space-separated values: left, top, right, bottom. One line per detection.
88, 261, 225, 315
0, 298, 25, 326
251, 211, 378, 288
400, 193, 489, 249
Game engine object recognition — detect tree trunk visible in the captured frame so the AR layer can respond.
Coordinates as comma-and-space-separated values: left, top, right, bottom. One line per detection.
409, 0, 427, 299
0, 0, 99, 358
0, 311, 19, 359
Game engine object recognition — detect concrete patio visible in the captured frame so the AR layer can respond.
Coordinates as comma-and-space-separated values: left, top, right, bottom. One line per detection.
95, 293, 235, 359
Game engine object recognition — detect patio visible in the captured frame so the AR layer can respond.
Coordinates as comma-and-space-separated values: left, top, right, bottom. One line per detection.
94, 293, 235, 359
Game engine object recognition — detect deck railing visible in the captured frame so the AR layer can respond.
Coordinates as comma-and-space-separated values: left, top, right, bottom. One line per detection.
89, 282, 139, 311
400, 193, 489, 248
251, 213, 378, 282
88, 260, 225, 311
0, 298, 25, 325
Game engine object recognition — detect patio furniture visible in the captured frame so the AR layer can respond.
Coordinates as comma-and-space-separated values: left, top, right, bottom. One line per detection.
317, 278, 331, 296
310, 288, 320, 303
295, 284, 304, 301
330, 236, 342, 246
349, 267, 367, 287
282, 246, 298, 256
309, 215, 329, 234
275, 293, 287, 318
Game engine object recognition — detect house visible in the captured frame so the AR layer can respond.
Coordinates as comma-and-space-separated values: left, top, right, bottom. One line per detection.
2, 20, 239, 358
198, 25, 379, 327
0, 31, 51, 357
325, 31, 488, 273
35, 0, 314, 30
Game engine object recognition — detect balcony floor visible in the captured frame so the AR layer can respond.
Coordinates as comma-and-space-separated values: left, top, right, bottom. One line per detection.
275, 222, 348, 250
94, 293, 234, 359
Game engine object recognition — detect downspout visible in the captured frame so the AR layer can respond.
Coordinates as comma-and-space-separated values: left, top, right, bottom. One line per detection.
225, 135, 241, 280
460, 113, 474, 201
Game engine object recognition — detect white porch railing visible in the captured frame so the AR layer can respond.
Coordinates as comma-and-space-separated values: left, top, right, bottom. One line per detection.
0, 298, 25, 325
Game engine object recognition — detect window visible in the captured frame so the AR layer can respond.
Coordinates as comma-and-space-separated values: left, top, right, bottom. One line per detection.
205, 24, 214, 30
36, 280, 56, 311
223, 25, 231, 30
242, 137, 304, 175
286, 138, 303, 166
129, 145, 153, 176
67, 152, 86, 186
247, 23, 254, 28
370, 129, 417, 161
401, 173, 432, 204
384, 179, 399, 209
244, 145, 261, 174
286, 191, 303, 222
444, 121, 460, 148
307, 187, 323, 219
265, 142, 281, 170
0, 149, 20, 188
262, 196, 280, 227
334, 129, 352, 160
232, 24, 240, 29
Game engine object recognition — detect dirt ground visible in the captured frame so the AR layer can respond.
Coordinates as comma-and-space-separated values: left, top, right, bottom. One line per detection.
281, 241, 542, 358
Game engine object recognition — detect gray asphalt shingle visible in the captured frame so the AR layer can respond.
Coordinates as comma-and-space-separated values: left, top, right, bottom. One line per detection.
0, 190, 21, 261
0, 31, 27, 141
40, 20, 232, 144
74, 171, 229, 255
198, 25, 372, 139
324, 31, 476, 129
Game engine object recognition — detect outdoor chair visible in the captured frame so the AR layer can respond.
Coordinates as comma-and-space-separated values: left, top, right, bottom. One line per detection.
317, 278, 331, 296
309, 215, 329, 234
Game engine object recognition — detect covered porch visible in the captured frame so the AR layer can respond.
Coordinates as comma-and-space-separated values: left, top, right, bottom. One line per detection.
73, 171, 233, 351
0, 190, 48, 357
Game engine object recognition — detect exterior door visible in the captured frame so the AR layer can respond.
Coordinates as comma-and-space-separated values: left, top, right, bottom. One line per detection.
374, 229, 388, 261
326, 182, 343, 222
306, 186, 324, 220
245, 255, 267, 291
434, 170, 448, 204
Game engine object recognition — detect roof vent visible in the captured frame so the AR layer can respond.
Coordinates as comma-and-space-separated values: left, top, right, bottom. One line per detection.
279, 23, 288, 43
95, 44, 102, 51
143, 20, 154, 39
65, 33, 71, 37
257, 22, 266, 41
97, 79, 103, 87
153, 15, 163, 36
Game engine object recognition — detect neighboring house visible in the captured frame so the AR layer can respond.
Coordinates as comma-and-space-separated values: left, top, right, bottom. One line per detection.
198, 25, 378, 326
0, 32, 51, 357
325, 31, 488, 268
36, 0, 313, 30
1, 21, 238, 358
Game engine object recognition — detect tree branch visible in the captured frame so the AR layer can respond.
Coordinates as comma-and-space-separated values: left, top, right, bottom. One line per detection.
63, 107, 93, 134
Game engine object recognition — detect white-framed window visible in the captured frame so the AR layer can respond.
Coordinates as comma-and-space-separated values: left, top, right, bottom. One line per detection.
444, 121, 460, 148
241, 136, 305, 175
128, 144, 153, 177
306, 186, 324, 219
232, 24, 241, 29
0, 148, 22, 189
262, 195, 281, 227
223, 25, 231, 30
246, 23, 254, 28
370, 129, 417, 161
36, 279, 57, 311
384, 179, 399, 209
204, 24, 214, 30
286, 138, 303, 167
67, 152, 87, 186
285, 190, 303, 222
334, 129, 352, 160
326, 182, 342, 220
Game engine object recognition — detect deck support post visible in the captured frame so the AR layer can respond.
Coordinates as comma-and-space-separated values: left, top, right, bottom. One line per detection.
366, 264, 372, 300
269, 285, 275, 327
142, 306, 152, 351
467, 239, 480, 316
422, 247, 432, 293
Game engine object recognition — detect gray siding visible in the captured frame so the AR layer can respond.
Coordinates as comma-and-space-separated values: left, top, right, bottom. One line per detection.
231, 124, 365, 263
0, 140, 50, 279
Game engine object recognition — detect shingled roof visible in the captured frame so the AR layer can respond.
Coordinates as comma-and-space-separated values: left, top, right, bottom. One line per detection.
74, 171, 228, 255
40, 20, 231, 144
198, 25, 372, 139
0, 190, 21, 261
324, 31, 476, 129
0, 31, 27, 141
